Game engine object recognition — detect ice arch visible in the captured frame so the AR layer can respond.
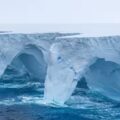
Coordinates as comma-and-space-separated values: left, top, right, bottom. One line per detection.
44, 39, 120, 105
6, 44, 47, 82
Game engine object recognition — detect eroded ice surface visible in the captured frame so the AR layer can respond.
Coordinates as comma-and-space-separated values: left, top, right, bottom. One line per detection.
0, 33, 120, 104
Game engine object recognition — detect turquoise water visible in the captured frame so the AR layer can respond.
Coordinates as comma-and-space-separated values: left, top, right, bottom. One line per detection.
0, 67, 120, 120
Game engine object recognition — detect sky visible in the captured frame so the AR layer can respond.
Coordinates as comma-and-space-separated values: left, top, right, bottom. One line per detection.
0, 0, 120, 24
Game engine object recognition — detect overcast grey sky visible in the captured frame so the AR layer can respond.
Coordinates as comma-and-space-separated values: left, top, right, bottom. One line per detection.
0, 0, 120, 24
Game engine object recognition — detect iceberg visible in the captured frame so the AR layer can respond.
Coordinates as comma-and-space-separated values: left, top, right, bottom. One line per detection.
0, 33, 120, 104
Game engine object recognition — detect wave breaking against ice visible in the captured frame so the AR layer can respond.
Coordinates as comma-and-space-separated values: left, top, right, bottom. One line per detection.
0, 33, 120, 105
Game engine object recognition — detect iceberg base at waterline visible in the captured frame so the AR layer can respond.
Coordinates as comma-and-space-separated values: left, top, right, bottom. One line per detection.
0, 33, 120, 105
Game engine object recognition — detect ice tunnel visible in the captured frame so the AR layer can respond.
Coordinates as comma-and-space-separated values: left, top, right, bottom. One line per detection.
6, 44, 47, 82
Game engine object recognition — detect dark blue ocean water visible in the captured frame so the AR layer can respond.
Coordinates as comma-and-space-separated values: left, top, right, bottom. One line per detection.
0, 67, 120, 120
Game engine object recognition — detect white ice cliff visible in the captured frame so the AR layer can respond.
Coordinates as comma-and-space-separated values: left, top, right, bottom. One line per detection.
0, 33, 120, 104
